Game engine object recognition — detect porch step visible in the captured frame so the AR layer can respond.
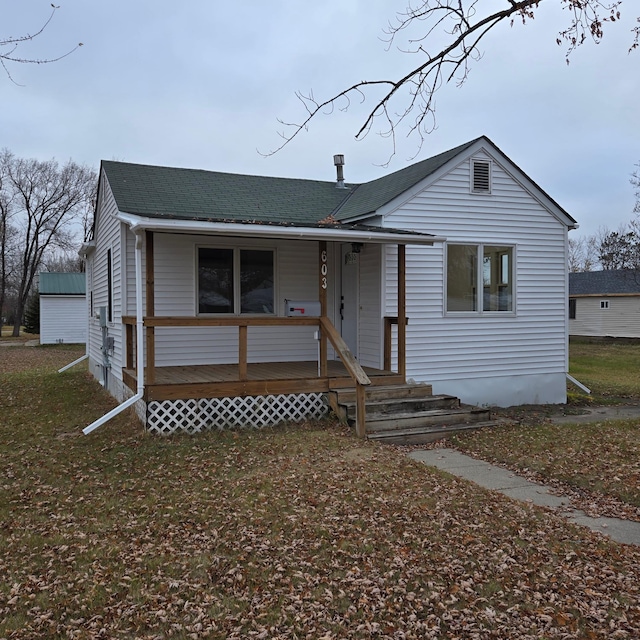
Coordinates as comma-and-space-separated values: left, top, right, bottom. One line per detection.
366, 406, 491, 433
334, 383, 433, 404
368, 420, 499, 445
328, 383, 496, 445
344, 395, 461, 420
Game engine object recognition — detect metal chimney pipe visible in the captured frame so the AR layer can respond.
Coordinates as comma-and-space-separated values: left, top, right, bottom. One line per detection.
333, 154, 345, 188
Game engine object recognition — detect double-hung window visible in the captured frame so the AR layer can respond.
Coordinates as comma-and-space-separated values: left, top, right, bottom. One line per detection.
446, 244, 514, 313
198, 247, 274, 314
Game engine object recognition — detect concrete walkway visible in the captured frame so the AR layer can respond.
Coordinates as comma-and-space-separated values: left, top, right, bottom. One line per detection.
409, 448, 640, 546
0, 339, 39, 347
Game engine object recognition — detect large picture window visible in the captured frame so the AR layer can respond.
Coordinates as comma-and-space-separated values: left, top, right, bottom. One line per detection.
446, 244, 513, 313
198, 247, 274, 315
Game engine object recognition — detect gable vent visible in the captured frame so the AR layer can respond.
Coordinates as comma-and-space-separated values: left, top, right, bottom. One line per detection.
472, 160, 491, 194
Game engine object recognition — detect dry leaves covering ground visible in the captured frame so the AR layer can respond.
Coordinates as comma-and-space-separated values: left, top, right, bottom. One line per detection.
1, 346, 640, 639
452, 417, 640, 522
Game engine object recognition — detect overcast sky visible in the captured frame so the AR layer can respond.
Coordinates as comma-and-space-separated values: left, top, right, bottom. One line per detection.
3, 1, 639, 237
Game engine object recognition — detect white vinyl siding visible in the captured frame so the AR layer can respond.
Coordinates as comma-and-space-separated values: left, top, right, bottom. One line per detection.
152, 234, 334, 366
570, 296, 640, 338
125, 228, 137, 317
382, 151, 569, 405
358, 244, 382, 368
40, 296, 87, 344
86, 174, 125, 389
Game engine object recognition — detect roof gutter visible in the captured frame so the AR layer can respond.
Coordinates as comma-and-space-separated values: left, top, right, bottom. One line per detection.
79, 240, 96, 258
116, 212, 446, 246
83, 230, 145, 435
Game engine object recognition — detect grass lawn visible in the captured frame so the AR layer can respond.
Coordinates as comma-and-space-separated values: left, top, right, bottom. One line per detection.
452, 338, 640, 516
568, 338, 640, 402
0, 326, 38, 342
1, 346, 640, 638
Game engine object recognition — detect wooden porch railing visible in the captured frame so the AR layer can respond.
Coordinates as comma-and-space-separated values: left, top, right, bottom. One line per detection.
383, 316, 408, 373
122, 315, 372, 436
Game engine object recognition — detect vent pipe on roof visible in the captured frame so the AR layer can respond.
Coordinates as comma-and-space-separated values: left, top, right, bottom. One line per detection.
333, 154, 346, 189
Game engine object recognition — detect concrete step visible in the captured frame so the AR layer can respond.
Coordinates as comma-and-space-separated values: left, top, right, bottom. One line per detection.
365, 406, 491, 433
344, 394, 459, 418
367, 420, 498, 445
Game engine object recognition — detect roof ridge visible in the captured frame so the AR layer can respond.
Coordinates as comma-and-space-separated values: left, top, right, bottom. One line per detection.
101, 159, 347, 187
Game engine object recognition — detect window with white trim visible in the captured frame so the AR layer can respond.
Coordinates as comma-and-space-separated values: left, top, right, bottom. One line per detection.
198, 247, 274, 314
600, 300, 609, 310
446, 244, 513, 313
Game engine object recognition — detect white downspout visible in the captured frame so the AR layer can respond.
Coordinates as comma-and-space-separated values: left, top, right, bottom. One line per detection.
83, 230, 145, 435
567, 373, 591, 395
58, 353, 89, 373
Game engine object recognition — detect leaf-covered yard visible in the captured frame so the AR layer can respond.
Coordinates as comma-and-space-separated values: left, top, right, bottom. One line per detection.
1, 346, 640, 638
452, 338, 640, 521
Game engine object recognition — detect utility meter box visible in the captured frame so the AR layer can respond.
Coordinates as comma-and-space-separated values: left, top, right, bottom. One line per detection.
284, 299, 321, 317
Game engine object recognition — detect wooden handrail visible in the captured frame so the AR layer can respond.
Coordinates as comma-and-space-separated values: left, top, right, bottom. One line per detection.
320, 316, 370, 438
144, 316, 320, 328
320, 317, 371, 387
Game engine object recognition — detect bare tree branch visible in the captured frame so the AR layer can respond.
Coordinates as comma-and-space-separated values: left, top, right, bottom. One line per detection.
1, 4, 83, 84
263, 0, 637, 162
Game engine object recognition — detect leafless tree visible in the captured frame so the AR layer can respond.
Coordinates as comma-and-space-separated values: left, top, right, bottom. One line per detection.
1, 4, 82, 84
568, 234, 600, 272
0, 151, 96, 337
0, 157, 18, 334
42, 251, 84, 274
632, 162, 640, 215
266, 0, 639, 162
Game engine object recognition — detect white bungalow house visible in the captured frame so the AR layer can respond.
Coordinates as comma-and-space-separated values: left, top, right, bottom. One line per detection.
569, 270, 640, 338
80, 136, 577, 437
39, 272, 87, 344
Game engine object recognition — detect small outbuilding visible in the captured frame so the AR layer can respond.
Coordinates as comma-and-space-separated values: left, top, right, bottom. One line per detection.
39, 272, 87, 344
569, 270, 640, 338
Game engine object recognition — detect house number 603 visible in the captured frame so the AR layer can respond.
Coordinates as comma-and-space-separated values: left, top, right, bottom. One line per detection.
320, 250, 328, 289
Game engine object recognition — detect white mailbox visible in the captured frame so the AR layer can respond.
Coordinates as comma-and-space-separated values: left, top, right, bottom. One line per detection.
285, 299, 321, 317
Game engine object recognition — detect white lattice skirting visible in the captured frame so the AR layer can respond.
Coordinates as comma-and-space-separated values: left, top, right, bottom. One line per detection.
146, 393, 329, 435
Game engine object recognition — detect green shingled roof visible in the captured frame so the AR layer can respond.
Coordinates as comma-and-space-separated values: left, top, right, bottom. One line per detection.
40, 272, 86, 295
333, 139, 479, 220
101, 162, 350, 225
101, 138, 484, 226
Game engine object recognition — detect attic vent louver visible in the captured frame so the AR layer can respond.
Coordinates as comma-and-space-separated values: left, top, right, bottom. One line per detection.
472, 160, 491, 194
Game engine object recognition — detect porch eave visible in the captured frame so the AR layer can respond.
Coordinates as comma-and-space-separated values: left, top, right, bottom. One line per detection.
116, 211, 446, 245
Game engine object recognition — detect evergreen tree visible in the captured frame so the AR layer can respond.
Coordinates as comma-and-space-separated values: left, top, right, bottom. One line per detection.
23, 289, 40, 335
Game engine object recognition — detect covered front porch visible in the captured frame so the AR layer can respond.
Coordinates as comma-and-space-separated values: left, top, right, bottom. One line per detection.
118, 227, 422, 435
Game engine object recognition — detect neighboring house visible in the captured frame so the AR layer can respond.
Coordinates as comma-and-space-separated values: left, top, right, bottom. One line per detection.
39, 272, 87, 344
569, 270, 640, 338
81, 136, 577, 435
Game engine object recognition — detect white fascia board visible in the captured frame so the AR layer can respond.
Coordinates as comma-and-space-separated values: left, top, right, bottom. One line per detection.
116, 211, 446, 246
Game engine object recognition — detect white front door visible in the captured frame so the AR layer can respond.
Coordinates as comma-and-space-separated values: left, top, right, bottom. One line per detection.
340, 243, 359, 358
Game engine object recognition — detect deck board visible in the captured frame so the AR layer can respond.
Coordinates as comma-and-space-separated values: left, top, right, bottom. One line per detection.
123, 360, 402, 401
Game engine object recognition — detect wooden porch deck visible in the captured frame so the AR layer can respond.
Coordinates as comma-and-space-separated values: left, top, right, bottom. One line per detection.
123, 360, 404, 402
